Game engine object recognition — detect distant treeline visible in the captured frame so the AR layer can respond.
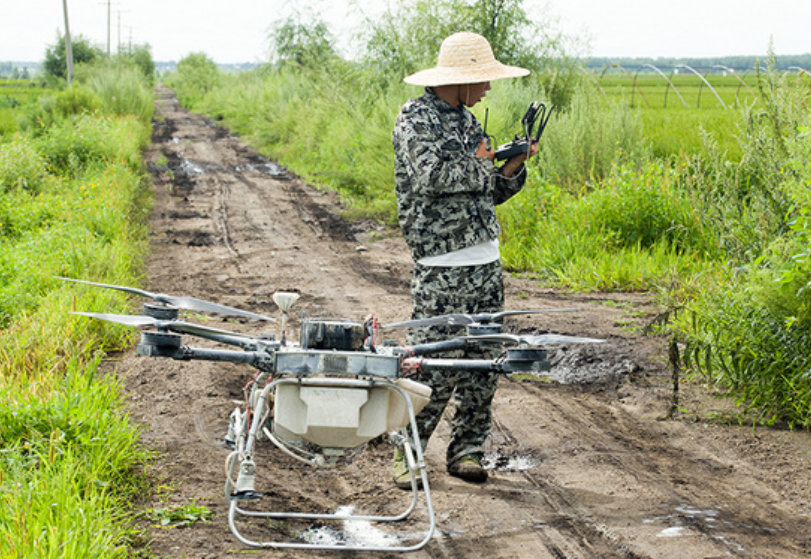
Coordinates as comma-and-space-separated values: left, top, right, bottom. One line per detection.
6, 54, 808, 79
0, 60, 259, 78
0, 62, 41, 78
586, 54, 811, 72
153, 61, 260, 74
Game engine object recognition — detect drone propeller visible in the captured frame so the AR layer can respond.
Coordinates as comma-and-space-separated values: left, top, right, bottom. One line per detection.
383, 308, 580, 329
71, 312, 256, 339
57, 277, 276, 322
464, 333, 605, 346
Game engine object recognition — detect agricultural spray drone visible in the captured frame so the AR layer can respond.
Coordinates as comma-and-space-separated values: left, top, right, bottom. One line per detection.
60, 277, 603, 552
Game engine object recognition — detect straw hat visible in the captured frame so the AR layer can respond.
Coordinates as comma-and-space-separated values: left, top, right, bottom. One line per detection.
404, 32, 529, 87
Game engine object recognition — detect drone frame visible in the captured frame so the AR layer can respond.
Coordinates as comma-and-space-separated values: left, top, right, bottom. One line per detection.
226, 374, 435, 552
61, 277, 602, 552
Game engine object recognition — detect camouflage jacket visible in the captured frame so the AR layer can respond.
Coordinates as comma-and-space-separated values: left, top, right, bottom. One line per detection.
392, 89, 526, 262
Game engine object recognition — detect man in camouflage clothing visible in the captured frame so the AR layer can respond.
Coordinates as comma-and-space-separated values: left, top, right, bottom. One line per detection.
391, 31, 538, 487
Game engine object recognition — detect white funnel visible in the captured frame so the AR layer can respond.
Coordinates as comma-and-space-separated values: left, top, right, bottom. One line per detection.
273, 292, 300, 344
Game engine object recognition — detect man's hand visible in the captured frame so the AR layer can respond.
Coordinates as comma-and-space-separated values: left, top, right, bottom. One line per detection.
475, 139, 496, 161
502, 141, 539, 178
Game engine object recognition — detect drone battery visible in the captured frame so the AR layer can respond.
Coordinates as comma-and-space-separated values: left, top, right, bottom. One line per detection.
303, 320, 365, 351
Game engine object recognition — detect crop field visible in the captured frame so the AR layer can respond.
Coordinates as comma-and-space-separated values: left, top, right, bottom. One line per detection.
0, 80, 45, 135
581, 70, 811, 158
592, 69, 810, 109
596, 72, 759, 109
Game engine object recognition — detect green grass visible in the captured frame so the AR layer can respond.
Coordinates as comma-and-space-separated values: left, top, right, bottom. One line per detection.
0, 66, 154, 557
597, 73, 761, 110
0, 368, 148, 558
144, 503, 213, 528
0, 81, 49, 137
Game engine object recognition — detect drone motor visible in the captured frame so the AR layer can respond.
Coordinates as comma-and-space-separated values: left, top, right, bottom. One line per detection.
466, 322, 503, 336
142, 302, 179, 320
136, 331, 182, 357
504, 348, 550, 372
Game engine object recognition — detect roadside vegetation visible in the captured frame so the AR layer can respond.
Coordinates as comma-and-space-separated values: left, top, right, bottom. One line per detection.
166, 0, 811, 429
0, 43, 154, 557
1, 3, 809, 555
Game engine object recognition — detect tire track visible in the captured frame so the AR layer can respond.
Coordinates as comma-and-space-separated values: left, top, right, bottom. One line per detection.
489, 378, 806, 558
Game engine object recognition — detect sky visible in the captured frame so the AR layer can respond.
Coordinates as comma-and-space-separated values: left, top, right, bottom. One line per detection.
1, 0, 808, 65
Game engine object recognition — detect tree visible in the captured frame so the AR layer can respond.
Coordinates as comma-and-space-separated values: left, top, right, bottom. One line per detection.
362, 0, 473, 78
117, 43, 156, 83
43, 33, 103, 80
267, 14, 337, 67
171, 52, 220, 106
361, 0, 585, 105
363, 0, 542, 76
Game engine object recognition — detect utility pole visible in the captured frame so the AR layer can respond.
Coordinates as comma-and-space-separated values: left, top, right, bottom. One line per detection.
116, 9, 130, 55
62, 0, 74, 85
100, 0, 115, 57
107, 0, 111, 57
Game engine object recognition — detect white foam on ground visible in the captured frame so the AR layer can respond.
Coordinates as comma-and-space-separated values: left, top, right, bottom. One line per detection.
656, 526, 692, 538
297, 506, 401, 548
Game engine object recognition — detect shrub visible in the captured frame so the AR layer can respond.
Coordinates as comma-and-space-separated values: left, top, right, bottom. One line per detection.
536, 82, 650, 189
582, 163, 716, 255
678, 74, 811, 428
86, 64, 155, 124
55, 84, 103, 116
166, 52, 220, 108
0, 138, 49, 193
37, 114, 144, 176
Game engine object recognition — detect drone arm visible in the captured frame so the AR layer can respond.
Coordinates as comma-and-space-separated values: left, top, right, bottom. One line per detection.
403, 357, 499, 375
181, 331, 261, 350
405, 337, 471, 356
137, 344, 275, 372
402, 346, 550, 376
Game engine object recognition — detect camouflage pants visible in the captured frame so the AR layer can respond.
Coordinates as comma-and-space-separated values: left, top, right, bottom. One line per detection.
406, 260, 503, 466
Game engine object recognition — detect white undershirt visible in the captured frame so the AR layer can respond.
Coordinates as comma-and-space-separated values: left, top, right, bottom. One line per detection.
417, 239, 500, 267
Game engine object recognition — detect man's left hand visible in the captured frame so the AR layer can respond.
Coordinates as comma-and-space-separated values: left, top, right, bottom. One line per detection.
502, 142, 539, 177
475, 139, 496, 161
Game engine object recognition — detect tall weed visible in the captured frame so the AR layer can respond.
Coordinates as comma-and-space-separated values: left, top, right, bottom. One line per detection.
535, 82, 650, 190
0, 83, 151, 557
0, 138, 49, 193
36, 115, 145, 177
678, 71, 811, 427
499, 162, 716, 289
86, 64, 155, 124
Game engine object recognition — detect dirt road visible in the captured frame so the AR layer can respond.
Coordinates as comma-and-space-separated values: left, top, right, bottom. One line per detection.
119, 86, 811, 558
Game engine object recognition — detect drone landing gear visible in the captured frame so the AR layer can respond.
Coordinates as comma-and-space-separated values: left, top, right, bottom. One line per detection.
226, 377, 436, 552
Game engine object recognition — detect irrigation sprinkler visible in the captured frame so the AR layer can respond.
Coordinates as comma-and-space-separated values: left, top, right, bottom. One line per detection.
676, 65, 727, 109
642, 64, 686, 108
614, 64, 651, 108
579, 66, 610, 106
600, 64, 651, 108
712, 65, 758, 104
788, 66, 811, 80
